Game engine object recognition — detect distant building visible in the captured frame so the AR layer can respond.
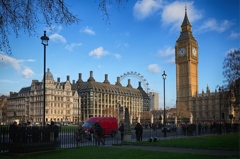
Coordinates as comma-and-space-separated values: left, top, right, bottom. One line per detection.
72, 71, 150, 123
8, 69, 150, 124
8, 68, 79, 124
149, 92, 159, 110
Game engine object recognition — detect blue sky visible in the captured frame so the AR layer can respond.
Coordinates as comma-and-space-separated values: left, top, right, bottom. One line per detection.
0, 0, 239, 109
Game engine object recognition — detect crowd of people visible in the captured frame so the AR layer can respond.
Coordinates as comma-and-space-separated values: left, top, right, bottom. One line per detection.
9, 121, 59, 143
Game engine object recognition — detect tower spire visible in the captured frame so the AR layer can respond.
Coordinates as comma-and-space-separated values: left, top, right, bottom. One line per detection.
181, 5, 191, 27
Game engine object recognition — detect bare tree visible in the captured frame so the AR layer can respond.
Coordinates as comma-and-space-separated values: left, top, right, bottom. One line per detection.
0, 0, 128, 55
222, 49, 240, 88
222, 49, 240, 107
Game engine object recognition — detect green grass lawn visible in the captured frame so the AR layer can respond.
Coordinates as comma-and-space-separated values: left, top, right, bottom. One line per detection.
0, 146, 236, 159
126, 133, 239, 150
0, 134, 239, 159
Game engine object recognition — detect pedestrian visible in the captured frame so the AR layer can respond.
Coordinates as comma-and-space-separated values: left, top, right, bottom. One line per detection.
51, 121, 59, 142
9, 121, 18, 143
94, 122, 105, 145
198, 122, 202, 135
89, 124, 95, 142
78, 124, 84, 142
135, 123, 143, 141
118, 122, 124, 142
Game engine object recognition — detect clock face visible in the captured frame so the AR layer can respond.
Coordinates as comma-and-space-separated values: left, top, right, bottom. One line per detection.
192, 47, 197, 56
178, 47, 186, 57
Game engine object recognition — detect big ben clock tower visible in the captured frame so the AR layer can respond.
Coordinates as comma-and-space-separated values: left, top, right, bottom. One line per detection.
175, 7, 198, 113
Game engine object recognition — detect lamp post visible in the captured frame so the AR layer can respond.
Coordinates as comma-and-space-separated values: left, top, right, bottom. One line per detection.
41, 31, 49, 126
117, 102, 120, 126
162, 71, 167, 137
78, 97, 80, 126
218, 87, 222, 124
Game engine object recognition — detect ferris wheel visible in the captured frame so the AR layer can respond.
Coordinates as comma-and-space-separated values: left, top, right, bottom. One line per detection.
119, 71, 150, 93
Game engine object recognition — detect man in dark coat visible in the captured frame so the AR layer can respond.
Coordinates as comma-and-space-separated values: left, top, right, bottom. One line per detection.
9, 121, 18, 142
94, 123, 105, 145
135, 123, 143, 141
118, 123, 124, 142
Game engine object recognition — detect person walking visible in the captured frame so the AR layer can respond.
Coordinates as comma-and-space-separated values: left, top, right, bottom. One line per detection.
118, 122, 124, 142
94, 123, 105, 145
78, 124, 84, 142
135, 123, 143, 141
9, 121, 18, 143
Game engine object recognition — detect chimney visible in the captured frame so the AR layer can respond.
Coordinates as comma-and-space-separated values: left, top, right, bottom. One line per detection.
103, 74, 110, 84
78, 73, 83, 83
137, 81, 143, 90
73, 80, 75, 84
57, 78, 60, 82
127, 79, 132, 88
67, 75, 70, 81
87, 71, 95, 82
115, 77, 122, 86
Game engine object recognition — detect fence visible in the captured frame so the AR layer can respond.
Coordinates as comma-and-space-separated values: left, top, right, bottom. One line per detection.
1, 123, 239, 154
0, 125, 119, 154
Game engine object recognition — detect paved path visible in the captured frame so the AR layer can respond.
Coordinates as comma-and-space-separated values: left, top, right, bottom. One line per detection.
112, 145, 239, 157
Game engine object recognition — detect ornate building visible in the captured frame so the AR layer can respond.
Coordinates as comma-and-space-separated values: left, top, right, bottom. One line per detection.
8, 69, 150, 124
175, 8, 239, 123
72, 71, 150, 123
8, 69, 79, 124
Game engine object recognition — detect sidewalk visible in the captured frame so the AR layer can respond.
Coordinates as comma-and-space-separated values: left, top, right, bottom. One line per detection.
114, 145, 239, 157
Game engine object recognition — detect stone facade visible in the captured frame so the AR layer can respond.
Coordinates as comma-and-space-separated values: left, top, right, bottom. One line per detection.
72, 71, 150, 124
175, 8, 239, 124
8, 69, 150, 124
8, 68, 79, 124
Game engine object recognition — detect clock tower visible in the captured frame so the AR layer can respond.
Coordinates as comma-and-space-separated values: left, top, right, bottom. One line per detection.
175, 8, 198, 112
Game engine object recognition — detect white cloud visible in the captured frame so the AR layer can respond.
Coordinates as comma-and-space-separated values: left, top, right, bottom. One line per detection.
228, 31, 240, 39
165, 57, 175, 64
114, 54, 121, 59
161, 1, 202, 31
65, 43, 82, 51
22, 67, 35, 78
49, 25, 63, 33
26, 59, 35, 62
49, 33, 67, 43
158, 46, 174, 57
198, 19, 232, 33
89, 47, 109, 58
147, 64, 160, 73
80, 26, 96, 35
0, 53, 35, 78
133, 0, 162, 20
0, 53, 22, 71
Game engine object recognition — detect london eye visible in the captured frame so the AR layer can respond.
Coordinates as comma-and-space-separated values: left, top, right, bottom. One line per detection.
119, 71, 150, 93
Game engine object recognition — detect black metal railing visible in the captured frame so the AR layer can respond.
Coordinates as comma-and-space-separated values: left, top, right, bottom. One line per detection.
1, 123, 239, 154
0, 125, 119, 153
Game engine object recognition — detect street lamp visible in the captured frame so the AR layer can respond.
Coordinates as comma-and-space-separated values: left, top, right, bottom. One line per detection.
78, 97, 80, 125
218, 87, 222, 124
41, 30, 49, 126
117, 102, 120, 126
162, 71, 167, 137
